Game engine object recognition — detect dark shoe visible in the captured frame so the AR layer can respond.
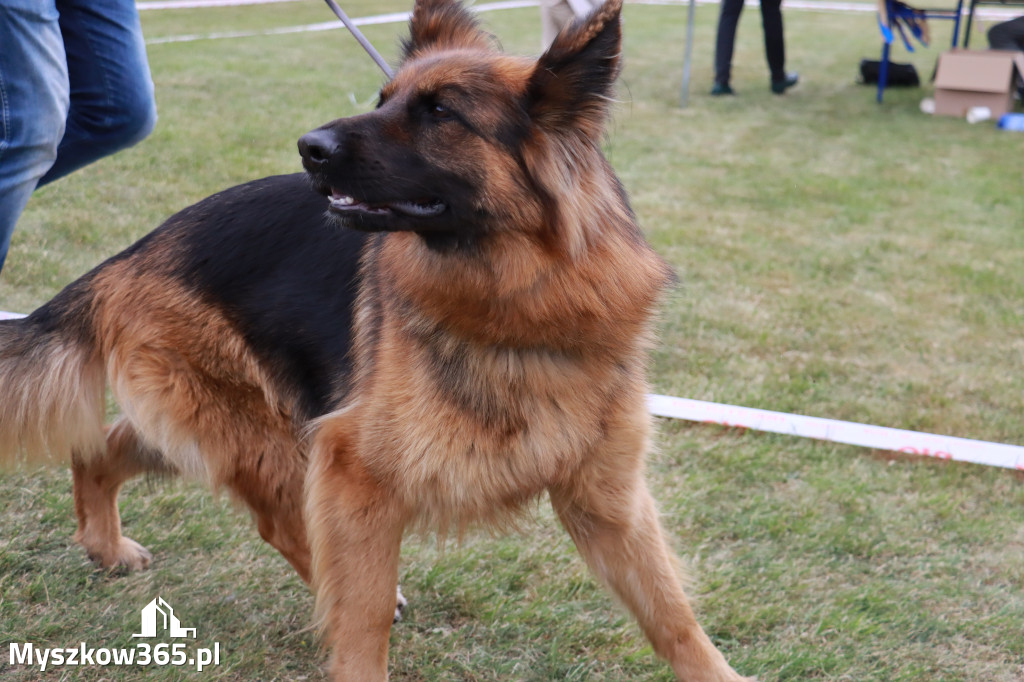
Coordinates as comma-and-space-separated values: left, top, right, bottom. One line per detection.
771, 72, 799, 94
710, 82, 734, 96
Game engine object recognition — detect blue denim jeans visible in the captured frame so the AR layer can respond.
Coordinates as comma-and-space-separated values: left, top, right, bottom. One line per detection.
0, 0, 156, 275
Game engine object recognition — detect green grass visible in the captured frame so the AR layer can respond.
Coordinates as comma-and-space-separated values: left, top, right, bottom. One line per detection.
2, 1, 1023, 680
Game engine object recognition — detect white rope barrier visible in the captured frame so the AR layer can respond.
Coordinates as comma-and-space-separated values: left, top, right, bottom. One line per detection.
648, 394, 1024, 470
139, 1, 1020, 45
6, 3, 1021, 470
1, 308, 1019, 470
144, 1, 537, 44
135, 0, 1023, 20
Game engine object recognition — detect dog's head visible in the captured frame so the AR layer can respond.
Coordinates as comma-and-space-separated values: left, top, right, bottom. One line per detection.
299, 0, 624, 254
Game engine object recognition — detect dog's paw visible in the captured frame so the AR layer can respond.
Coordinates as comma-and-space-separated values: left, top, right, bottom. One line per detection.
85, 537, 154, 572
394, 585, 408, 623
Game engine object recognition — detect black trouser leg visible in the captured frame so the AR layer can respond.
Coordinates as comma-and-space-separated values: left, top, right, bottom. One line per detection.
713, 0, 745, 85
760, 0, 785, 82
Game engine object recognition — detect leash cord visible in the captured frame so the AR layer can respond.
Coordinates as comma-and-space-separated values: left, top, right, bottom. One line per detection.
322, 0, 395, 79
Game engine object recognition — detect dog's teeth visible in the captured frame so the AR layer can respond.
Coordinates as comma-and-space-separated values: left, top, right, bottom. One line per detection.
391, 200, 446, 217
329, 195, 357, 210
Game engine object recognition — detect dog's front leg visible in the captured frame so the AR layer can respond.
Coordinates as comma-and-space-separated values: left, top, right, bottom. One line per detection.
306, 421, 406, 681
548, 417, 753, 681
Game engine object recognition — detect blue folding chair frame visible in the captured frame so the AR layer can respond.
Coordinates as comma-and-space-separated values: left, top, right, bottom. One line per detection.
876, 0, 965, 102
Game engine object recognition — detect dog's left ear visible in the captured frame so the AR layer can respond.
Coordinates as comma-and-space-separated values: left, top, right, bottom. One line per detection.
527, 0, 623, 139
402, 0, 493, 61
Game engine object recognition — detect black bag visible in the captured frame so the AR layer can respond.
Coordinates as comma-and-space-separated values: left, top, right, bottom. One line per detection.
859, 59, 920, 86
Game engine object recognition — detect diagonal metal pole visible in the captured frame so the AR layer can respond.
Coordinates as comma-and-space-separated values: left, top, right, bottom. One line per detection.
679, 0, 697, 107
323, 0, 395, 79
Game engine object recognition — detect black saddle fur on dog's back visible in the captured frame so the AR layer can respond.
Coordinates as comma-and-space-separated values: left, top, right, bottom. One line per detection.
85, 173, 367, 421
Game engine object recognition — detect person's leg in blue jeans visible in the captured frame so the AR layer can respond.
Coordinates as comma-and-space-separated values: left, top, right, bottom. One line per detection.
0, 0, 156, 275
41, 0, 157, 185
0, 0, 69, 273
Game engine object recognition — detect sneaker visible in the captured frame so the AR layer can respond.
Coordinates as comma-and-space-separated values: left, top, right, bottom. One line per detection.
770, 72, 799, 94
710, 82, 734, 96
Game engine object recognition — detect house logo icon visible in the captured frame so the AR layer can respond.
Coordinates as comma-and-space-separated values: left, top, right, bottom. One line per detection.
132, 597, 197, 639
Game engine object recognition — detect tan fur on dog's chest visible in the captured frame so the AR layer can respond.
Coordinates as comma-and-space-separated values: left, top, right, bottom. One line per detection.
333, 212, 668, 529
356, 319, 634, 526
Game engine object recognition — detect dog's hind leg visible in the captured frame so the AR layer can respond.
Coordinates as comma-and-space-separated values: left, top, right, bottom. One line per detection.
72, 417, 176, 570
238, 477, 406, 621
549, 406, 753, 682
232, 468, 313, 584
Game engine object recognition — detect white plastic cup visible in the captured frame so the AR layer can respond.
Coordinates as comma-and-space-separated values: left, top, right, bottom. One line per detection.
966, 106, 992, 124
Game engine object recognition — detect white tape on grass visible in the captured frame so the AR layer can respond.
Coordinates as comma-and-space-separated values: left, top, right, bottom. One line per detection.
0, 303, 1019, 470
143, 1, 1020, 45
146, 1, 539, 44
138, 0, 304, 9
648, 394, 1024, 471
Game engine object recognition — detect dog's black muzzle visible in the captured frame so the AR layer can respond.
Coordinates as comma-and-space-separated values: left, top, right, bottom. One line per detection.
297, 121, 456, 233
297, 128, 342, 175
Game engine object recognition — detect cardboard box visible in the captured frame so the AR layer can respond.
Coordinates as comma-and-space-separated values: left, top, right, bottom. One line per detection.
933, 49, 1024, 118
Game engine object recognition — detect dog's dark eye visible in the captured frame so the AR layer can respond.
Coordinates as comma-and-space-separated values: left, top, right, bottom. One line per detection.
429, 102, 454, 121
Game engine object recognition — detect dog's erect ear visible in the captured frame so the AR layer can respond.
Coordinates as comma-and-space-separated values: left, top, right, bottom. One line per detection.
402, 0, 493, 61
526, 0, 623, 138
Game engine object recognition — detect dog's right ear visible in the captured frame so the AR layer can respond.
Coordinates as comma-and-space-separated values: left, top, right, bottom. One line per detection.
527, 0, 623, 140
402, 0, 493, 61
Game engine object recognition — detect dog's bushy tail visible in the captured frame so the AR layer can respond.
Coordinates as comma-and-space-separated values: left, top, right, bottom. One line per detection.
0, 283, 106, 468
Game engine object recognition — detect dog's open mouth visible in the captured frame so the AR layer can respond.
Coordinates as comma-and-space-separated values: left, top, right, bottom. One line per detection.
329, 190, 446, 218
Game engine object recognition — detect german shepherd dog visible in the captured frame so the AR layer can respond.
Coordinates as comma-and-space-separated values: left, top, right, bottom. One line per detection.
0, 0, 750, 679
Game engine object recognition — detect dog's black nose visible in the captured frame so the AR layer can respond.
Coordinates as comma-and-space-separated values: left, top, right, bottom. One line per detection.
298, 129, 341, 168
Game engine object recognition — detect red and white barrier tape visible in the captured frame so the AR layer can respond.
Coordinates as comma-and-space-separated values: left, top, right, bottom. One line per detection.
144, 2, 534, 45
136, 0, 1023, 20
138, 1, 1020, 45
0, 309, 1020, 469
648, 394, 1024, 470
2, 309, 1019, 469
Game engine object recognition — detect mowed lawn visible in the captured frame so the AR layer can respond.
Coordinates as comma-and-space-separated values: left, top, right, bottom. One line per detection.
1, 1, 1022, 680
